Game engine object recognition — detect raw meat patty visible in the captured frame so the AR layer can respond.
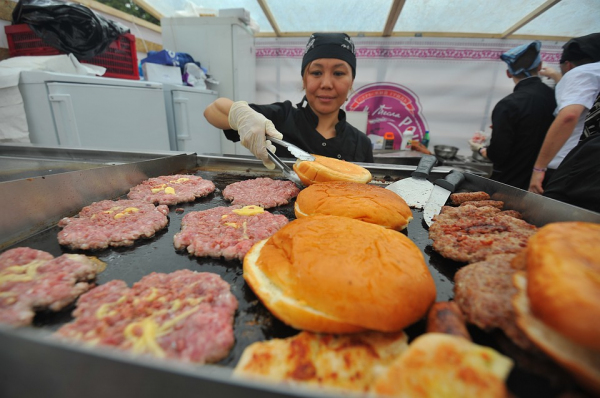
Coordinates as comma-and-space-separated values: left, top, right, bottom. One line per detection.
428, 204, 537, 264
58, 199, 169, 250
55, 269, 238, 364
173, 205, 289, 261
222, 177, 300, 208
127, 174, 216, 205
0, 247, 106, 327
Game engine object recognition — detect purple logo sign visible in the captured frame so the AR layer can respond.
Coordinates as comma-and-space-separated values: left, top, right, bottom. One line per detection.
346, 83, 428, 150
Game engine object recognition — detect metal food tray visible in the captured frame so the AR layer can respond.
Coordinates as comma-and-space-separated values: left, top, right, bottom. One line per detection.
1, 145, 598, 398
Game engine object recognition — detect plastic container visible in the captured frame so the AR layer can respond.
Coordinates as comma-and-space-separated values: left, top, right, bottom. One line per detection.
421, 131, 430, 148
383, 132, 395, 150
4, 24, 139, 80
400, 127, 415, 151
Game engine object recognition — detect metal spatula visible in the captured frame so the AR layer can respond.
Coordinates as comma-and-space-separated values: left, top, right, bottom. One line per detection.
385, 155, 437, 208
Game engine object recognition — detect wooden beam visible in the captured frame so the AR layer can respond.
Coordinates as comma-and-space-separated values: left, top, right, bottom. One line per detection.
383, 0, 406, 37
0, 0, 16, 22
131, 0, 163, 22
257, 0, 281, 37
501, 0, 561, 38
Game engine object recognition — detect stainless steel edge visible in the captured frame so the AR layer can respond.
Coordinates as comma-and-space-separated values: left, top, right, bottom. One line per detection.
0, 325, 337, 398
460, 173, 600, 226
0, 152, 197, 251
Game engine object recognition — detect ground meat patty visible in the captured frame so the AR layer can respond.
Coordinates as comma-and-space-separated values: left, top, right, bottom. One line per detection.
127, 174, 216, 205
429, 205, 537, 263
173, 205, 289, 260
450, 191, 490, 205
454, 253, 536, 351
499, 210, 523, 219
459, 200, 505, 209
58, 199, 169, 250
222, 177, 300, 208
0, 247, 105, 327
55, 269, 238, 364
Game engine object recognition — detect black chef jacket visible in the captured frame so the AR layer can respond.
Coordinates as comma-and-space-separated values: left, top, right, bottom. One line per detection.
487, 77, 556, 190
223, 97, 374, 163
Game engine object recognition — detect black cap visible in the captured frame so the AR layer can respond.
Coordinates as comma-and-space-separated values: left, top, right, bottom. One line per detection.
560, 33, 600, 64
301, 33, 356, 78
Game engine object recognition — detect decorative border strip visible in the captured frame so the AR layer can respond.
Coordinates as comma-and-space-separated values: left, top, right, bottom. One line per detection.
256, 46, 562, 62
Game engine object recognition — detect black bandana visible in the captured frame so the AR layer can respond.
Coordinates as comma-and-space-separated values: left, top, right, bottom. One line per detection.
301, 33, 356, 78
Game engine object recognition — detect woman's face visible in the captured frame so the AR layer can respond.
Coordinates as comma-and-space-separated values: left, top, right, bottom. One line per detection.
303, 59, 354, 119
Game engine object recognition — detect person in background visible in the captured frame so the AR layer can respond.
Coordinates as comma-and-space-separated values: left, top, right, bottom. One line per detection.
528, 32, 600, 194
542, 94, 600, 212
469, 41, 556, 190
204, 32, 373, 170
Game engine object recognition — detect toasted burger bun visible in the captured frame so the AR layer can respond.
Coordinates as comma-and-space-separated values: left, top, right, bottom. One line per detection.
243, 214, 436, 333
513, 272, 600, 395
525, 222, 600, 351
373, 333, 513, 398
293, 155, 372, 186
233, 330, 408, 392
294, 181, 412, 230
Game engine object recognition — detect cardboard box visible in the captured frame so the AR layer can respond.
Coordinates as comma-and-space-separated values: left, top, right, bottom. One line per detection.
142, 63, 182, 84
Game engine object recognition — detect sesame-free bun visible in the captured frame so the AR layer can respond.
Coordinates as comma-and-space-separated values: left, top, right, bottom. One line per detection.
243, 214, 436, 333
510, 222, 600, 395
513, 272, 600, 395
525, 222, 600, 351
293, 155, 372, 186
294, 181, 412, 230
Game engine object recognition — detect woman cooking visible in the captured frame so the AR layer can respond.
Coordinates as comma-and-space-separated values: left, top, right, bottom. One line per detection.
203, 32, 374, 170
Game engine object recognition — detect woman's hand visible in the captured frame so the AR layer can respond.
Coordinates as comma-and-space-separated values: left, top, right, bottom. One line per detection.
228, 101, 284, 169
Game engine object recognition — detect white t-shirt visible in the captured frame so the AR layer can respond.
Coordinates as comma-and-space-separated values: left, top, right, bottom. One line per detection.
549, 61, 600, 169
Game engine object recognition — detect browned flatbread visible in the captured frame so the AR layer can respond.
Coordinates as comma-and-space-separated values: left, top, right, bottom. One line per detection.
234, 330, 408, 393
373, 333, 513, 398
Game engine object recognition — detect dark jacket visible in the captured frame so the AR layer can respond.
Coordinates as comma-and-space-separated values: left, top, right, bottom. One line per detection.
487, 77, 557, 190
224, 98, 374, 163
544, 92, 600, 213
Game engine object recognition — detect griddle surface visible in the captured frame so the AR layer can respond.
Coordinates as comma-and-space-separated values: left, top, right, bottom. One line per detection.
6, 170, 576, 397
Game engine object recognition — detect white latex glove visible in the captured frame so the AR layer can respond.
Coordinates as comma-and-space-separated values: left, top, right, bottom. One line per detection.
228, 101, 283, 170
468, 139, 484, 152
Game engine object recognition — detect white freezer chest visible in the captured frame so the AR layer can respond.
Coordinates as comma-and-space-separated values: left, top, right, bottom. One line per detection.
18, 71, 171, 151
162, 84, 220, 153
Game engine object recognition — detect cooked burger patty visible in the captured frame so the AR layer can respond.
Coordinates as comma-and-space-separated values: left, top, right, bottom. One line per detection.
58, 199, 169, 250
127, 174, 216, 205
0, 247, 105, 327
222, 178, 300, 208
454, 253, 535, 351
56, 269, 238, 364
173, 205, 289, 261
429, 205, 537, 263
459, 200, 505, 209
450, 191, 490, 205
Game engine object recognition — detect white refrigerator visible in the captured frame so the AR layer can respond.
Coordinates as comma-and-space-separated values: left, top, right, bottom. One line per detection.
161, 83, 221, 154
18, 71, 171, 151
161, 16, 256, 156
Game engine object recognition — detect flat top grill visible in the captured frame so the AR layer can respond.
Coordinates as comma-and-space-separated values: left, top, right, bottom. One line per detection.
3, 149, 597, 398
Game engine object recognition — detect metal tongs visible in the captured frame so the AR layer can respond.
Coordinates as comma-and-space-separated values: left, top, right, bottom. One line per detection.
266, 137, 315, 189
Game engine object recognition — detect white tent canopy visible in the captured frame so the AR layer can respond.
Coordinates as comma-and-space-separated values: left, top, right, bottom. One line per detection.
137, 0, 600, 40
